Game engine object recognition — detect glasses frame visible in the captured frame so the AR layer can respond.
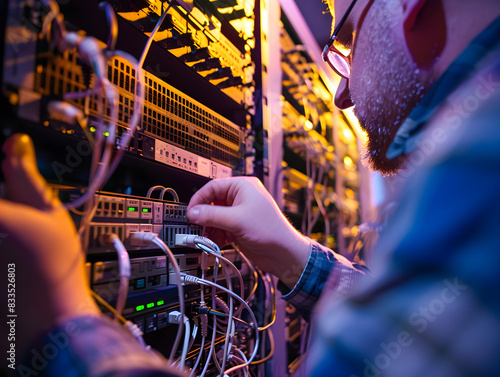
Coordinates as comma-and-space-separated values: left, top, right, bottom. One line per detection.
322, 0, 359, 79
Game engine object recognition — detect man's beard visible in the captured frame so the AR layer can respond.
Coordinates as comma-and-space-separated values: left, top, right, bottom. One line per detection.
350, 1, 431, 176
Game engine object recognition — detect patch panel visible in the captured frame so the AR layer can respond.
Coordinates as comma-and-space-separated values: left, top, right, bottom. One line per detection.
163, 203, 188, 222
94, 196, 125, 219
89, 223, 126, 250
88, 223, 162, 252
91, 193, 189, 224
170, 253, 201, 272
87, 192, 196, 253
91, 256, 168, 295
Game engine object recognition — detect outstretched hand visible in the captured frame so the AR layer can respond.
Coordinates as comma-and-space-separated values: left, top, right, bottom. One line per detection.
187, 177, 311, 289
0, 134, 99, 358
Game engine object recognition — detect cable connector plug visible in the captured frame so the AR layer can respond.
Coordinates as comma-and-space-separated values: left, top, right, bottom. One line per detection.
180, 274, 199, 285
129, 231, 157, 247
168, 310, 184, 325
174, 234, 198, 247
98, 234, 131, 278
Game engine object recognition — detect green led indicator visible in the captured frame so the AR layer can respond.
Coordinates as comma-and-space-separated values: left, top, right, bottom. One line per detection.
136, 305, 145, 312
157, 300, 164, 306
143, 208, 150, 213
103, 131, 110, 137
128, 207, 136, 212
89, 126, 96, 133
147, 302, 155, 309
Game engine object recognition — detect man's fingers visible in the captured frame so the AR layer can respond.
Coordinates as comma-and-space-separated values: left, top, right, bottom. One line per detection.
2, 134, 58, 210
188, 204, 239, 235
188, 179, 239, 210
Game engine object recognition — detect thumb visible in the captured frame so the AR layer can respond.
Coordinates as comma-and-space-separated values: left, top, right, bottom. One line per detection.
188, 204, 239, 234
2, 134, 58, 210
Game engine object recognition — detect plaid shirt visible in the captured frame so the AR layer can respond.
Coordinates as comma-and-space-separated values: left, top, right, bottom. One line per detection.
279, 242, 366, 320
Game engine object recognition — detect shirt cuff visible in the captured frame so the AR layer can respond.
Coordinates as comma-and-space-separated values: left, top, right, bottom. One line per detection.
278, 242, 336, 319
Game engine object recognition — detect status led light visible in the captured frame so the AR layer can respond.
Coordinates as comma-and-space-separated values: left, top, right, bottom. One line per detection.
143, 208, 150, 213
136, 305, 145, 312
157, 300, 164, 306
128, 207, 137, 212
147, 302, 155, 309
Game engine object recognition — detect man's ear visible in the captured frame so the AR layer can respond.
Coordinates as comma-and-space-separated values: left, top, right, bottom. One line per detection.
401, 0, 447, 69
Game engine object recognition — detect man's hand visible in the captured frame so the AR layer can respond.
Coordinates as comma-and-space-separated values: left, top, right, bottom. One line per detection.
0, 134, 99, 357
187, 177, 311, 289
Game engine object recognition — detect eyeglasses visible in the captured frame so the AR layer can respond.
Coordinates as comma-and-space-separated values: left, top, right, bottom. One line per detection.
322, 0, 359, 79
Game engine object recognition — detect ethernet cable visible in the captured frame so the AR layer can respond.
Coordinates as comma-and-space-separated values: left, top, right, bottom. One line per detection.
176, 235, 245, 301
200, 255, 220, 377
112, 236, 130, 321
97, 234, 131, 321
189, 334, 206, 377
168, 311, 191, 370
171, 315, 200, 369
147, 185, 167, 198
161, 187, 180, 202
178, 235, 236, 375
181, 274, 260, 375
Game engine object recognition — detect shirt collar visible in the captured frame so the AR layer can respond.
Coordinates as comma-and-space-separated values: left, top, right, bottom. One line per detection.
386, 15, 500, 159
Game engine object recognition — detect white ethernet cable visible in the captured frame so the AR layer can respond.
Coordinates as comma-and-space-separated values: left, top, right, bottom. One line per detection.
181, 274, 260, 376
168, 311, 191, 370
98, 234, 131, 321
175, 235, 245, 301
175, 235, 237, 375
190, 239, 241, 375
189, 334, 205, 377
129, 233, 185, 365
200, 254, 223, 377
